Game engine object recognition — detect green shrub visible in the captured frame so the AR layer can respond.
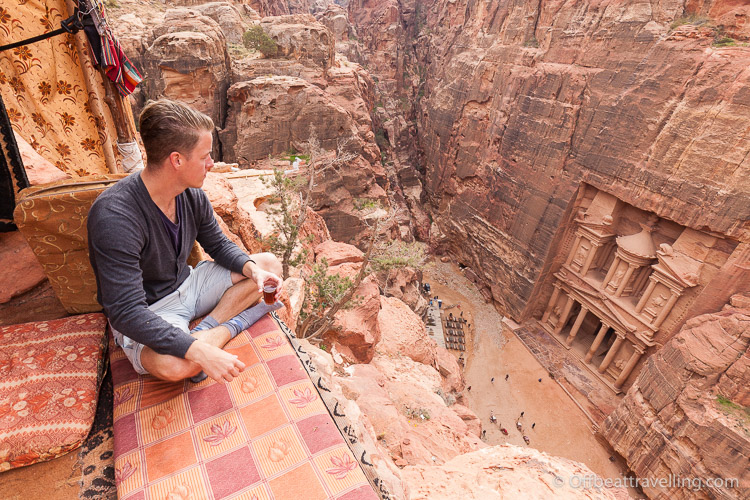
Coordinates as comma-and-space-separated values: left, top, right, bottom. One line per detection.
243, 25, 279, 58
713, 36, 737, 47
670, 14, 710, 30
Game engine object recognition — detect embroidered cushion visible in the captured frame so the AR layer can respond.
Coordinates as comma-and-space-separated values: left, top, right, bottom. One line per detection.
0, 313, 108, 471
111, 314, 378, 500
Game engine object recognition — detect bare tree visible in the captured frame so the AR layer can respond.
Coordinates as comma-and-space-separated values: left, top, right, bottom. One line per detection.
263, 135, 356, 280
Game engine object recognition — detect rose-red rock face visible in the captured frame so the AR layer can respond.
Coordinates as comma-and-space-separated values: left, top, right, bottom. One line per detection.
349, 0, 750, 323
261, 15, 336, 71
314, 240, 364, 266
0, 231, 46, 304
203, 173, 264, 254
376, 266, 427, 316
193, 2, 247, 44
114, 7, 231, 149
376, 295, 437, 366
602, 304, 750, 499
338, 355, 484, 467
401, 446, 621, 500
221, 76, 388, 244
326, 277, 381, 363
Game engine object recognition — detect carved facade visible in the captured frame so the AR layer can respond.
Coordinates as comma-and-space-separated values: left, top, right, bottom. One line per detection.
539, 189, 734, 392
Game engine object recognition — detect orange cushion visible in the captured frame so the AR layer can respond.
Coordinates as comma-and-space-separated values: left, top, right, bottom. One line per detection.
0, 313, 107, 471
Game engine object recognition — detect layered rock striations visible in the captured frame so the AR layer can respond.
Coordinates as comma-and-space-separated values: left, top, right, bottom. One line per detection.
602, 297, 749, 498
348, 0, 750, 320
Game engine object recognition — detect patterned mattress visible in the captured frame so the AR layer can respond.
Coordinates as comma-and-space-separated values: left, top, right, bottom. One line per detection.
110, 313, 380, 500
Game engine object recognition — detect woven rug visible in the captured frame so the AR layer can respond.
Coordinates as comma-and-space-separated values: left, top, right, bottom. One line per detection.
78, 365, 116, 499
110, 313, 384, 499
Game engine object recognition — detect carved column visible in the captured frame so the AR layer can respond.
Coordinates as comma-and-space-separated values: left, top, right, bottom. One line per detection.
580, 242, 601, 275
565, 235, 583, 267
653, 291, 679, 328
585, 322, 610, 363
542, 284, 561, 325
554, 295, 576, 334
615, 263, 638, 297
598, 334, 624, 373
614, 345, 645, 389
565, 306, 589, 346
635, 278, 657, 313
602, 256, 621, 290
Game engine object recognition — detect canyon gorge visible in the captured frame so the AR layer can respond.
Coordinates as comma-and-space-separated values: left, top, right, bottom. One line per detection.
1, 0, 749, 498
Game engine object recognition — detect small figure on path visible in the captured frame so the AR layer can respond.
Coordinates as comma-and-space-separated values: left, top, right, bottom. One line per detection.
538, 378, 542, 382
501, 427, 509, 435
490, 412, 497, 424
505, 374, 509, 381
532, 422, 536, 430
523, 435, 530, 445
491, 377, 495, 383
482, 429, 486, 438
467, 385, 471, 391
516, 420, 522, 431
520, 411, 524, 418
438, 299, 443, 309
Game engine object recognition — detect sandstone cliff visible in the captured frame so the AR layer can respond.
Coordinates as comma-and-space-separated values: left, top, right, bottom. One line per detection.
347, 0, 750, 321
110, 2, 389, 245
602, 296, 750, 499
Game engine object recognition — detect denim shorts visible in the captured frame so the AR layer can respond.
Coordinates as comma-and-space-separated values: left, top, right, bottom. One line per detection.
111, 260, 233, 375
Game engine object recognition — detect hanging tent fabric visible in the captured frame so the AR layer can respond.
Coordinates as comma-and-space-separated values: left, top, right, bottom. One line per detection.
0, 0, 134, 180
0, 92, 29, 231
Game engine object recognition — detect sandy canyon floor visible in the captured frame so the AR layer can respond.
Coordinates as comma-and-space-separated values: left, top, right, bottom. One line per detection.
423, 259, 644, 498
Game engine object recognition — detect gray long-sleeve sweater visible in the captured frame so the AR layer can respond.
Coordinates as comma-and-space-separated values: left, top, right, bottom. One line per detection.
87, 172, 251, 358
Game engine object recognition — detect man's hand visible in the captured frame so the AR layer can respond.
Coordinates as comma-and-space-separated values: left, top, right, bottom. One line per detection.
185, 340, 246, 382
243, 260, 283, 300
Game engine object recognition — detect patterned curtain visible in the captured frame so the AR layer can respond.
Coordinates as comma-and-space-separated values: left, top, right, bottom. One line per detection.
0, 0, 121, 178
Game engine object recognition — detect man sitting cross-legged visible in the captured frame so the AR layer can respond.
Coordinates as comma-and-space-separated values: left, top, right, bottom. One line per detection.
88, 99, 283, 383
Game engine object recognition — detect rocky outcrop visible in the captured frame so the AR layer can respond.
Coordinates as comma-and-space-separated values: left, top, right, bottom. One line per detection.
260, 15, 336, 70
401, 446, 621, 500
316, 4, 350, 42
327, 275, 381, 363
193, 2, 247, 44
376, 266, 428, 316
221, 75, 387, 244
313, 239, 364, 266
146, 9, 231, 131
602, 302, 750, 499
203, 173, 264, 255
376, 295, 436, 366
114, 7, 231, 137
339, 354, 484, 467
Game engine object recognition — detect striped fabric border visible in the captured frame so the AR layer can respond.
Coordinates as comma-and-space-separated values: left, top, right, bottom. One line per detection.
270, 312, 393, 500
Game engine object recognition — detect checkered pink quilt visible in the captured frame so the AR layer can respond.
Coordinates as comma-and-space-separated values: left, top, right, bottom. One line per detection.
110, 314, 378, 500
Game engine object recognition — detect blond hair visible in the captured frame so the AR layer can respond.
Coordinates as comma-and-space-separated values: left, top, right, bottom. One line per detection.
138, 99, 214, 166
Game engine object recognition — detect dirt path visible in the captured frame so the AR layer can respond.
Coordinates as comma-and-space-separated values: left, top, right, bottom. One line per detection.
424, 259, 641, 497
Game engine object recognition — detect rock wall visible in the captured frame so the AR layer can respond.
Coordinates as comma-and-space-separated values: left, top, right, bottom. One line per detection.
348, 0, 750, 319
112, 3, 389, 246
602, 296, 750, 499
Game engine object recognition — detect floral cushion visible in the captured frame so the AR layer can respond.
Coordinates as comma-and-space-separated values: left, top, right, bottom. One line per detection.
111, 314, 378, 500
0, 313, 108, 471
